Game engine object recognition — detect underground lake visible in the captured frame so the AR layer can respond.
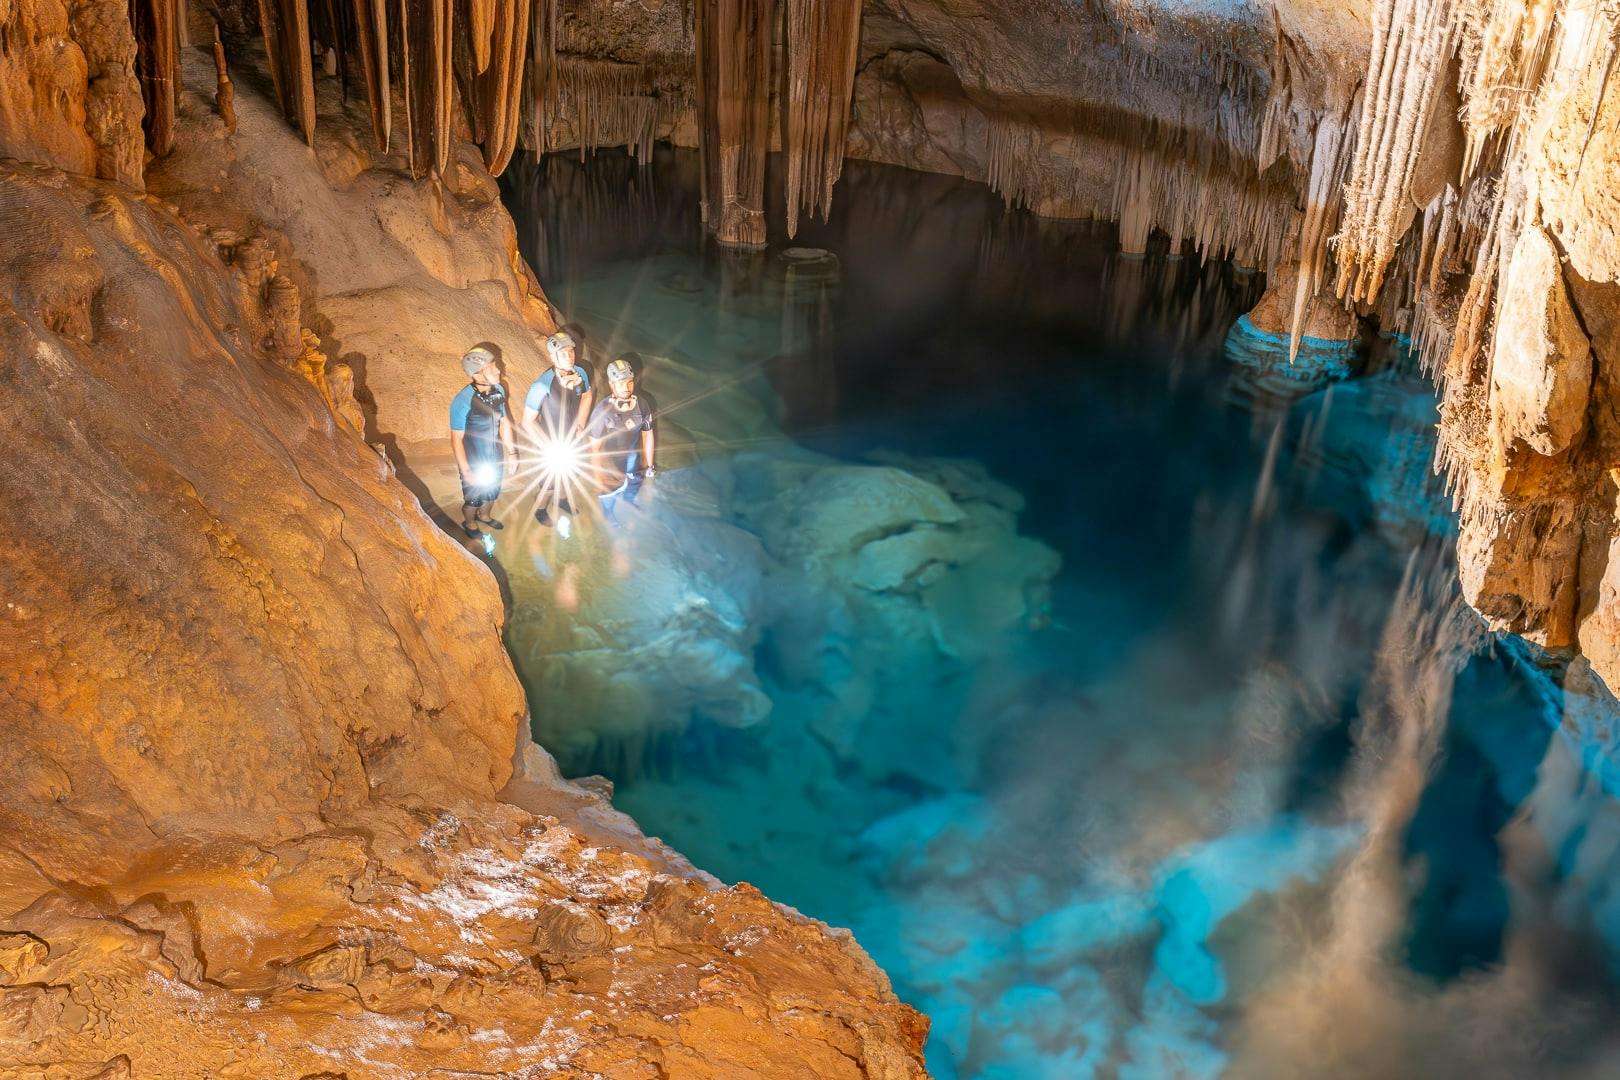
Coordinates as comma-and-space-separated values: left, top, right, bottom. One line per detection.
484, 147, 1620, 1079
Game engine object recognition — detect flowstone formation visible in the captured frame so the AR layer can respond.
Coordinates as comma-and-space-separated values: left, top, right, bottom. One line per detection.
0, 13, 927, 1079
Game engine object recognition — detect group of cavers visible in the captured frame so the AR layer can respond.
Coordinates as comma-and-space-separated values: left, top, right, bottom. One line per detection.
449, 333, 656, 542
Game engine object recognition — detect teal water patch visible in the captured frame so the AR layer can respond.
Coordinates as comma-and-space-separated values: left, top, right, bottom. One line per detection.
1224, 313, 1360, 403
500, 147, 1620, 1079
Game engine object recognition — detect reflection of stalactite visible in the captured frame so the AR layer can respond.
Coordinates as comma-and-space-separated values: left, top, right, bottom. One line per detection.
506, 149, 688, 292
781, 0, 861, 237
694, 0, 774, 246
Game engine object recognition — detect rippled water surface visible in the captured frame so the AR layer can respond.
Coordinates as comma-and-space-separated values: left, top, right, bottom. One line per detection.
500, 148, 1620, 1079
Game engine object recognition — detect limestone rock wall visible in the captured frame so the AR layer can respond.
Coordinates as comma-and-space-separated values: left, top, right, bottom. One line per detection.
0, 0, 144, 186
147, 49, 560, 449
0, 160, 526, 864
0, 32, 927, 1080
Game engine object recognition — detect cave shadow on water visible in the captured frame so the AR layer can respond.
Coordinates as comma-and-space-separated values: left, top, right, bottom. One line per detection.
497, 146, 1620, 1078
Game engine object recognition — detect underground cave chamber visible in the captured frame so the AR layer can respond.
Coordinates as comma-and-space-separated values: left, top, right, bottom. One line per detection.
8, 0, 1620, 1072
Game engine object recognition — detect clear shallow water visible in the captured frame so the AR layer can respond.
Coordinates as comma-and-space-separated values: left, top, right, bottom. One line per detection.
501, 148, 1620, 1078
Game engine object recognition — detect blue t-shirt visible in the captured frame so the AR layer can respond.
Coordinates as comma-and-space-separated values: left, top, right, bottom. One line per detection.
524, 365, 592, 414
449, 383, 507, 437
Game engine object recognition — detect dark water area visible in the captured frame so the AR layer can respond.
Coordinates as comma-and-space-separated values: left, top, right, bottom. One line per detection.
500, 146, 1620, 1079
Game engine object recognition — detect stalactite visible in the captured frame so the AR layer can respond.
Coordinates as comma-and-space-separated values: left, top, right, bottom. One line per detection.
548, 58, 658, 161
986, 117, 1042, 210
475, 0, 531, 174
781, 0, 861, 238
396, 0, 414, 162
694, 0, 774, 246
984, 109, 1295, 275
469, 0, 495, 73
132, 0, 179, 156
256, 0, 318, 146
311, 0, 349, 102
530, 0, 557, 151
403, 0, 453, 175
1285, 97, 1357, 361
1453, 0, 1558, 179
1334, 0, 1455, 304
352, 0, 391, 151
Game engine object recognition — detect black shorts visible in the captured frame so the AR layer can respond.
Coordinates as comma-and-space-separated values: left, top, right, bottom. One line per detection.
460, 447, 504, 506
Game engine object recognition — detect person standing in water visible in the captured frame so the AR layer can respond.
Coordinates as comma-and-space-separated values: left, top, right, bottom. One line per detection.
586, 356, 655, 522
523, 331, 593, 529
448, 346, 515, 540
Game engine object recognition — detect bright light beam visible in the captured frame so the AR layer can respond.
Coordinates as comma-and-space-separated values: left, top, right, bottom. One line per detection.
536, 430, 588, 487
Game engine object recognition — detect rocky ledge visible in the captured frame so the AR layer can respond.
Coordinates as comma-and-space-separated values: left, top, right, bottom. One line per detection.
0, 50, 927, 1080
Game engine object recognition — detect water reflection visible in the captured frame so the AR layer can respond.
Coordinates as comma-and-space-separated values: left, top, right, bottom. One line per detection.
500, 147, 1620, 1078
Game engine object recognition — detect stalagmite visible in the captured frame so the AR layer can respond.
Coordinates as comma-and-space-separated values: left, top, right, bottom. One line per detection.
781, 0, 861, 237
694, 0, 774, 246
351, 0, 390, 151
213, 24, 238, 133
132, 0, 179, 156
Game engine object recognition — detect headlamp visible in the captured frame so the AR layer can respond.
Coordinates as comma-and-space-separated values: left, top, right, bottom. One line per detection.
538, 432, 587, 485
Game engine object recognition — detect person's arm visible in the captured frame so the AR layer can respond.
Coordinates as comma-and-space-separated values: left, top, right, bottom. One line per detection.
499, 414, 516, 461
575, 384, 594, 435
451, 430, 470, 477
584, 404, 606, 460
450, 391, 471, 475
522, 374, 548, 445
640, 427, 655, 475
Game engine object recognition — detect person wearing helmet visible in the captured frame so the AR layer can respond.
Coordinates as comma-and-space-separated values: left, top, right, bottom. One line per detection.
448, 346, 515, 539
585, 356, 656, 520
523, 331, 593, 528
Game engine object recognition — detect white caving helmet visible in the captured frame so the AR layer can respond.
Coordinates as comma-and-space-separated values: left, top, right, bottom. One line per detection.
545, 331, 576, 366
605, 358, 637, 408
462, 346, 496, 376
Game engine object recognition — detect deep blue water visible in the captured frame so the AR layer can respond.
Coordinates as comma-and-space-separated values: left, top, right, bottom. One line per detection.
499, 147, 1620, 1078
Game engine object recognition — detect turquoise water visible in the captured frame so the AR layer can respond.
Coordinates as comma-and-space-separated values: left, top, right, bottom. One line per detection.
500, 148, 1620, 1078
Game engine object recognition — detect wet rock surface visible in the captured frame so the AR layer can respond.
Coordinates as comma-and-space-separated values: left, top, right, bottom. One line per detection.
0, 61, 926, 1080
